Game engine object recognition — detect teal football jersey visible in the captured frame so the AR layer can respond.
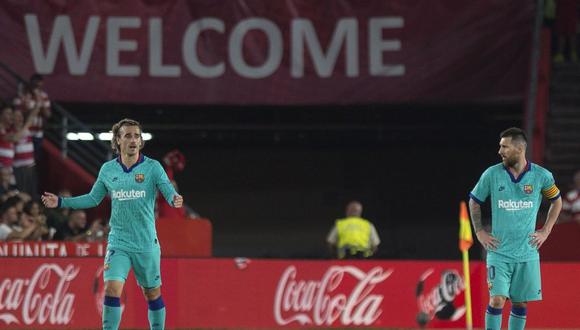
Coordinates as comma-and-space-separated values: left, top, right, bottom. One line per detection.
470, 162, 560, 263
60, 155, 177, 252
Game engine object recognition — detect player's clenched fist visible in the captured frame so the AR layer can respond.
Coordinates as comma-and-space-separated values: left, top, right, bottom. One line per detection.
173, 194, 183, 208
41, 192, 59, 208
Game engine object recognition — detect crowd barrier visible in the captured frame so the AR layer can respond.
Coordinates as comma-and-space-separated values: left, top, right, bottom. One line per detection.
0, 257, 578, 329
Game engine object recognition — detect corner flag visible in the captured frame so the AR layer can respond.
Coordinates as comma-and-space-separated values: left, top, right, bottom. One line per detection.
459, 201, 473, 252
459, 201, 473, 330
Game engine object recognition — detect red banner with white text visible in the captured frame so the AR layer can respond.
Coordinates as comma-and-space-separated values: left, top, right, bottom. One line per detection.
0, 0, 534, 105
0, 241, 106, 258
1, 258, 578, 329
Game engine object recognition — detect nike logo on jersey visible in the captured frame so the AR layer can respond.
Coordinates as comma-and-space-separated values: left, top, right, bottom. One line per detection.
498, 186, 505, 191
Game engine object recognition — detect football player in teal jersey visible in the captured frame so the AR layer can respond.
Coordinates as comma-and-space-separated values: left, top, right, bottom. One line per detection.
469, 127, 562, 330
42, 118, 183, 330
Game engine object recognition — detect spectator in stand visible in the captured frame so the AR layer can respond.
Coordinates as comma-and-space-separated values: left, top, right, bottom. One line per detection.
326, 201, 381, 259
0, 201, 19, 240
45, 188, 72, 229
6, 195, 29, 215
53, 209, 89, 242
85, 217, 108, 242
561, 169, 580, 224
14, 207, 48, 241
0, 197, 44, 241
23, 200, 53, 240
0, 102, 40, 186
13, 74, 51, 163
553, 0, 579, 63
12, 109, 38, 199
0, 166, 20, 202
0, 104, 16, 172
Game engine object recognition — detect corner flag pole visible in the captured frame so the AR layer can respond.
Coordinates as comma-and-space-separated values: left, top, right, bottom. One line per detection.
459, 201, 473, 330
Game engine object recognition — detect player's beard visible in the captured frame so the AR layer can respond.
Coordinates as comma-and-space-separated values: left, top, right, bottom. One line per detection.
502, 155, 517, 168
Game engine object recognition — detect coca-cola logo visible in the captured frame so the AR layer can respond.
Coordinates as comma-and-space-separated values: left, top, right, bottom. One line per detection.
0, 263, 79, 326
415, 268, 466, 324
274, 265, 393, 326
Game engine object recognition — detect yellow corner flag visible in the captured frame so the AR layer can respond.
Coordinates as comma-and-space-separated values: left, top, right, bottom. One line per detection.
459, 201, 473, 251
459, 201, 473, 330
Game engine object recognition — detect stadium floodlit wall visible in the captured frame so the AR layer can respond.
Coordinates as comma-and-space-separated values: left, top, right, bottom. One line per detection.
0, 0, 533, 105
0, 257, 579, 329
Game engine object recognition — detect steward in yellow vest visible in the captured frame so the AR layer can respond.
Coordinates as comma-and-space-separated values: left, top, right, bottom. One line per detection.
326, 201, 380, 259
335, 216, 374, 258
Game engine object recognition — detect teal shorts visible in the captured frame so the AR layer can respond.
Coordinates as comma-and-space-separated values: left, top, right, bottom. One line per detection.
486, 259, 542, 302
103, 245, 162, 289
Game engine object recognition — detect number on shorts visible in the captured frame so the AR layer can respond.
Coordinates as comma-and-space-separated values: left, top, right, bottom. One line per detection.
106, 249, 115, 263
488, 265, 495, 280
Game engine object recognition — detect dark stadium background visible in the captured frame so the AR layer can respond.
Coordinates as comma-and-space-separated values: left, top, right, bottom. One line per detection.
61, 102, 520, 260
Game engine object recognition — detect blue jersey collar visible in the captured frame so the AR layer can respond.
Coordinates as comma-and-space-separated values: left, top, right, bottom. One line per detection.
503, 161, 531, 183
117, 153, 145, 173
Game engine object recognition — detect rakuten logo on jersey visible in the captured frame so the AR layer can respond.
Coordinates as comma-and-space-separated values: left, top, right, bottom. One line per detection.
274, 265, 393, 326
112, 189, 146, 201
498, 199, 533, 211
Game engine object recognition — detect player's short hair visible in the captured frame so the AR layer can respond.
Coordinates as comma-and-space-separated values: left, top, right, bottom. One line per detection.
110, 118, 144, 154
500, 127, 527, 146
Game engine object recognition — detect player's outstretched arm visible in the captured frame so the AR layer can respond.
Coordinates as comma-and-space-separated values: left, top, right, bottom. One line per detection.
41, 192, 59, 208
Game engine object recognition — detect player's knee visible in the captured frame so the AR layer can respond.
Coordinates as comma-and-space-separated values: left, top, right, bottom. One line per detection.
489, 295, 507, 308
104, 281, 123, 297
142, 286, 161, 301
512, 301, 527, 308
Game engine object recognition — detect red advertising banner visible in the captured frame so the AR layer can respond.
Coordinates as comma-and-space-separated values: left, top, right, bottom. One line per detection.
0, 241, 106, 257
0, 0, 534, 105
0, 258, 483, 329
1, 258, 577, 329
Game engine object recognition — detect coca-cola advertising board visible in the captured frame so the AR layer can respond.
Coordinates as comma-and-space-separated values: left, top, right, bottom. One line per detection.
1, 258, 579, 329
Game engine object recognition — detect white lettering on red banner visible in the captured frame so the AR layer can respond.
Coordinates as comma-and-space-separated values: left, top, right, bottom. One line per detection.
274, 265, 393, 326
24, 14, 404, 78
0, 264, 79, 326
0, 242, 105, 257
0, 242, 67, 257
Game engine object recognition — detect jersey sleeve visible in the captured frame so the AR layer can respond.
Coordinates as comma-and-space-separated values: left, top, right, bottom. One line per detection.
540, 169, 561, 201
60, 167, 108, 209
154, 161, 177, 206
469, 168, 492, 204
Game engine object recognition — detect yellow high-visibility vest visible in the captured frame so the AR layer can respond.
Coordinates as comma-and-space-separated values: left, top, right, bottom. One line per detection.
336, 217, 372, 258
